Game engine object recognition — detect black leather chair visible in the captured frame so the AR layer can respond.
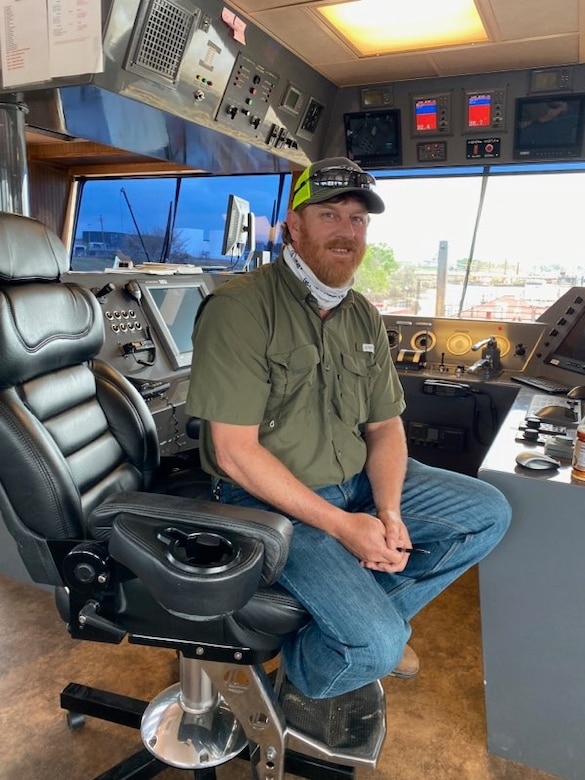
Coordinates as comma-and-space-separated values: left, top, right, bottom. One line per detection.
0, 211, 386, 780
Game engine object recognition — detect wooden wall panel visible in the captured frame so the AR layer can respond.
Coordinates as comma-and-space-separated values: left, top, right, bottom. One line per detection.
28, 161, 72, 240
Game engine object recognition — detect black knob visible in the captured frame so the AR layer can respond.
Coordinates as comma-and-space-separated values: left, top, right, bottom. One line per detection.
74, 563, 96, 584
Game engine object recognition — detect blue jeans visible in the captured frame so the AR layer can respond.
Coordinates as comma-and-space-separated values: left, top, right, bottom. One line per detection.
214, 458, 511, 699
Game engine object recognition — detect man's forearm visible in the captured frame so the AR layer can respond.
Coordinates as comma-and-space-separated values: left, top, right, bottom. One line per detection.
212, 420, 410, 569
363, 417, 408, 515
212, 429, 348, 537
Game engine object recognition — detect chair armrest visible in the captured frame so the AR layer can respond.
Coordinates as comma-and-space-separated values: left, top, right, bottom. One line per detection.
90, 492, 292, 584
88, 492, 293, 618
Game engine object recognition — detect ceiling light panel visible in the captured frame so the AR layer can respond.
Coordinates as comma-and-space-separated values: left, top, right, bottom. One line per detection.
317, 0, 489, 56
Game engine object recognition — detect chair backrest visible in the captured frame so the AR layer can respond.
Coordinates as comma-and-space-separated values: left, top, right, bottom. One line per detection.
0, 212, 160, 586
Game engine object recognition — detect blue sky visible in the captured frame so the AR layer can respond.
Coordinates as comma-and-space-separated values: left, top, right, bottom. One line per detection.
77, 174, 290, 239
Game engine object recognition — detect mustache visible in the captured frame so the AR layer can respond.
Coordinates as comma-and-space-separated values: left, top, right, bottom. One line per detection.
325, 240, 358, 251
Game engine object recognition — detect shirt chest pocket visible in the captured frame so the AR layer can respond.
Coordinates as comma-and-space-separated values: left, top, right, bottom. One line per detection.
266, 344, 320, 416
337, 351, 381, 424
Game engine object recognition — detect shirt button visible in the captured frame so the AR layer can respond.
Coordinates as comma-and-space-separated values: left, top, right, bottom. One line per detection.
324, 365, 330, 371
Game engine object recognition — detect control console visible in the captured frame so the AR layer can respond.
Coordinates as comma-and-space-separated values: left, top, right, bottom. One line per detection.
382, 313, 546, 377
63, 270, 227, 457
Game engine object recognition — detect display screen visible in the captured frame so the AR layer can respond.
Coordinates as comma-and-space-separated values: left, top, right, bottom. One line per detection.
545, 310, 585, 376
467, 93, 492, 127
514, 93, 585, 159
344, 109, 402, 168
285, 90, 300, 110
415, 98, 438, 132
141, 281, 209, 369
281, 84, 303, 114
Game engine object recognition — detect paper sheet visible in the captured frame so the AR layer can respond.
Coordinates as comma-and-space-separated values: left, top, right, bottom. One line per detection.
0, 0, 49, 87
49, 0, 103, 78
0, 0, 102, 88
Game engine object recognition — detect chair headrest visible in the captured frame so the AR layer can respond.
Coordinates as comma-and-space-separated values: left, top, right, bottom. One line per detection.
0, 212, 104, 388
0, 212, 69, 281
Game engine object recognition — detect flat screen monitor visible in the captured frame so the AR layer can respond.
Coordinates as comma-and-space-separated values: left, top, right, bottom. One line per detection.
344, 109, 402, 168
140, 279, 209, 369
513, 93, 585, 159
545, 309, 585, 377
222, 194, 253, 256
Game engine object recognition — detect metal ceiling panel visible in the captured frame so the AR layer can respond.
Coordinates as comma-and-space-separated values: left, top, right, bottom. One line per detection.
431, 36, 581, 78
229, 0, 585, 85
487, 0, 580, 40
254, 7, 355, 64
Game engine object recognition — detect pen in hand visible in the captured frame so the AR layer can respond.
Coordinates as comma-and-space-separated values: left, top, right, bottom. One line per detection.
396, 546, 431, 555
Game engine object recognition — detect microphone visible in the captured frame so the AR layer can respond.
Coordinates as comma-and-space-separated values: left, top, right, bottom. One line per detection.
124, 280, 142, 304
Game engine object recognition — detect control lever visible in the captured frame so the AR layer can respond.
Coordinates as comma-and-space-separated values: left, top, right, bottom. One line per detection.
93, 282, 116, 299
122, 338, 156, 367
567, 385, 585, 399
77, 601, 126, 641
567, 384, 585, 420
467, 336, 501, 376
471, 335, 499, 354
122, 339, 156, 355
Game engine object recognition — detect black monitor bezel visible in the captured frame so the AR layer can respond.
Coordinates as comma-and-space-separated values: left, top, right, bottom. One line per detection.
513, 92, 585, 160
344, 109, 402, 168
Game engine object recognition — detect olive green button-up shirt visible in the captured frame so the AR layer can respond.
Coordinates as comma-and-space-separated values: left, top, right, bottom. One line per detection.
186, 256, 405, 489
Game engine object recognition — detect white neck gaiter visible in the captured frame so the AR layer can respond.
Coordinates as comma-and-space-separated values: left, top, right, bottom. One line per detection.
283, 245, 353, 310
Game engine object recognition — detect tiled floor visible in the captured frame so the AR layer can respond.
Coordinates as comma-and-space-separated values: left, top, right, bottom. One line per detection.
0, 568, 560, 780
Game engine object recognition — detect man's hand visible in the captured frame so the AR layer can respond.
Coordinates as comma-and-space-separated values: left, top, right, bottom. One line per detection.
335, 510, 411, 573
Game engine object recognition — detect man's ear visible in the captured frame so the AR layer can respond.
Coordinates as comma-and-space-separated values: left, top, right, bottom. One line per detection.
286, 208, 300, 241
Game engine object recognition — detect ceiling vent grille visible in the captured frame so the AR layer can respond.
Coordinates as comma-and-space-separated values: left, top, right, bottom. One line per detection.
125, 0, 200, 85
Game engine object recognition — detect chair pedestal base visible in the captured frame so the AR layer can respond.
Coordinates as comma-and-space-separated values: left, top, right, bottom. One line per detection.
141, 682, 247, 769
61, 682, 359, 779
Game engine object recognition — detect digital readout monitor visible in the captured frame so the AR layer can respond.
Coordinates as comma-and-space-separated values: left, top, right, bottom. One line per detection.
415, 98, 438, 132
140, 280, 209, 370
467, 93, 492, 128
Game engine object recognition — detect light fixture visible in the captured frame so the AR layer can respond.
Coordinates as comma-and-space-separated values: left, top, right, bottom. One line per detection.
317, 0, 489, 57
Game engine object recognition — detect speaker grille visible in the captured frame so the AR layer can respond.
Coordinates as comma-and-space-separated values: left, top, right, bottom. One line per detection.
126, 0, 198, 84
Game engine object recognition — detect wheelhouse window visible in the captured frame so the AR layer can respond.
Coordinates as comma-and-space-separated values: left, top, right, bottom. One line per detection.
71, 173, 291, 272
360, 163, 585, 320
72, 162, 585, 324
